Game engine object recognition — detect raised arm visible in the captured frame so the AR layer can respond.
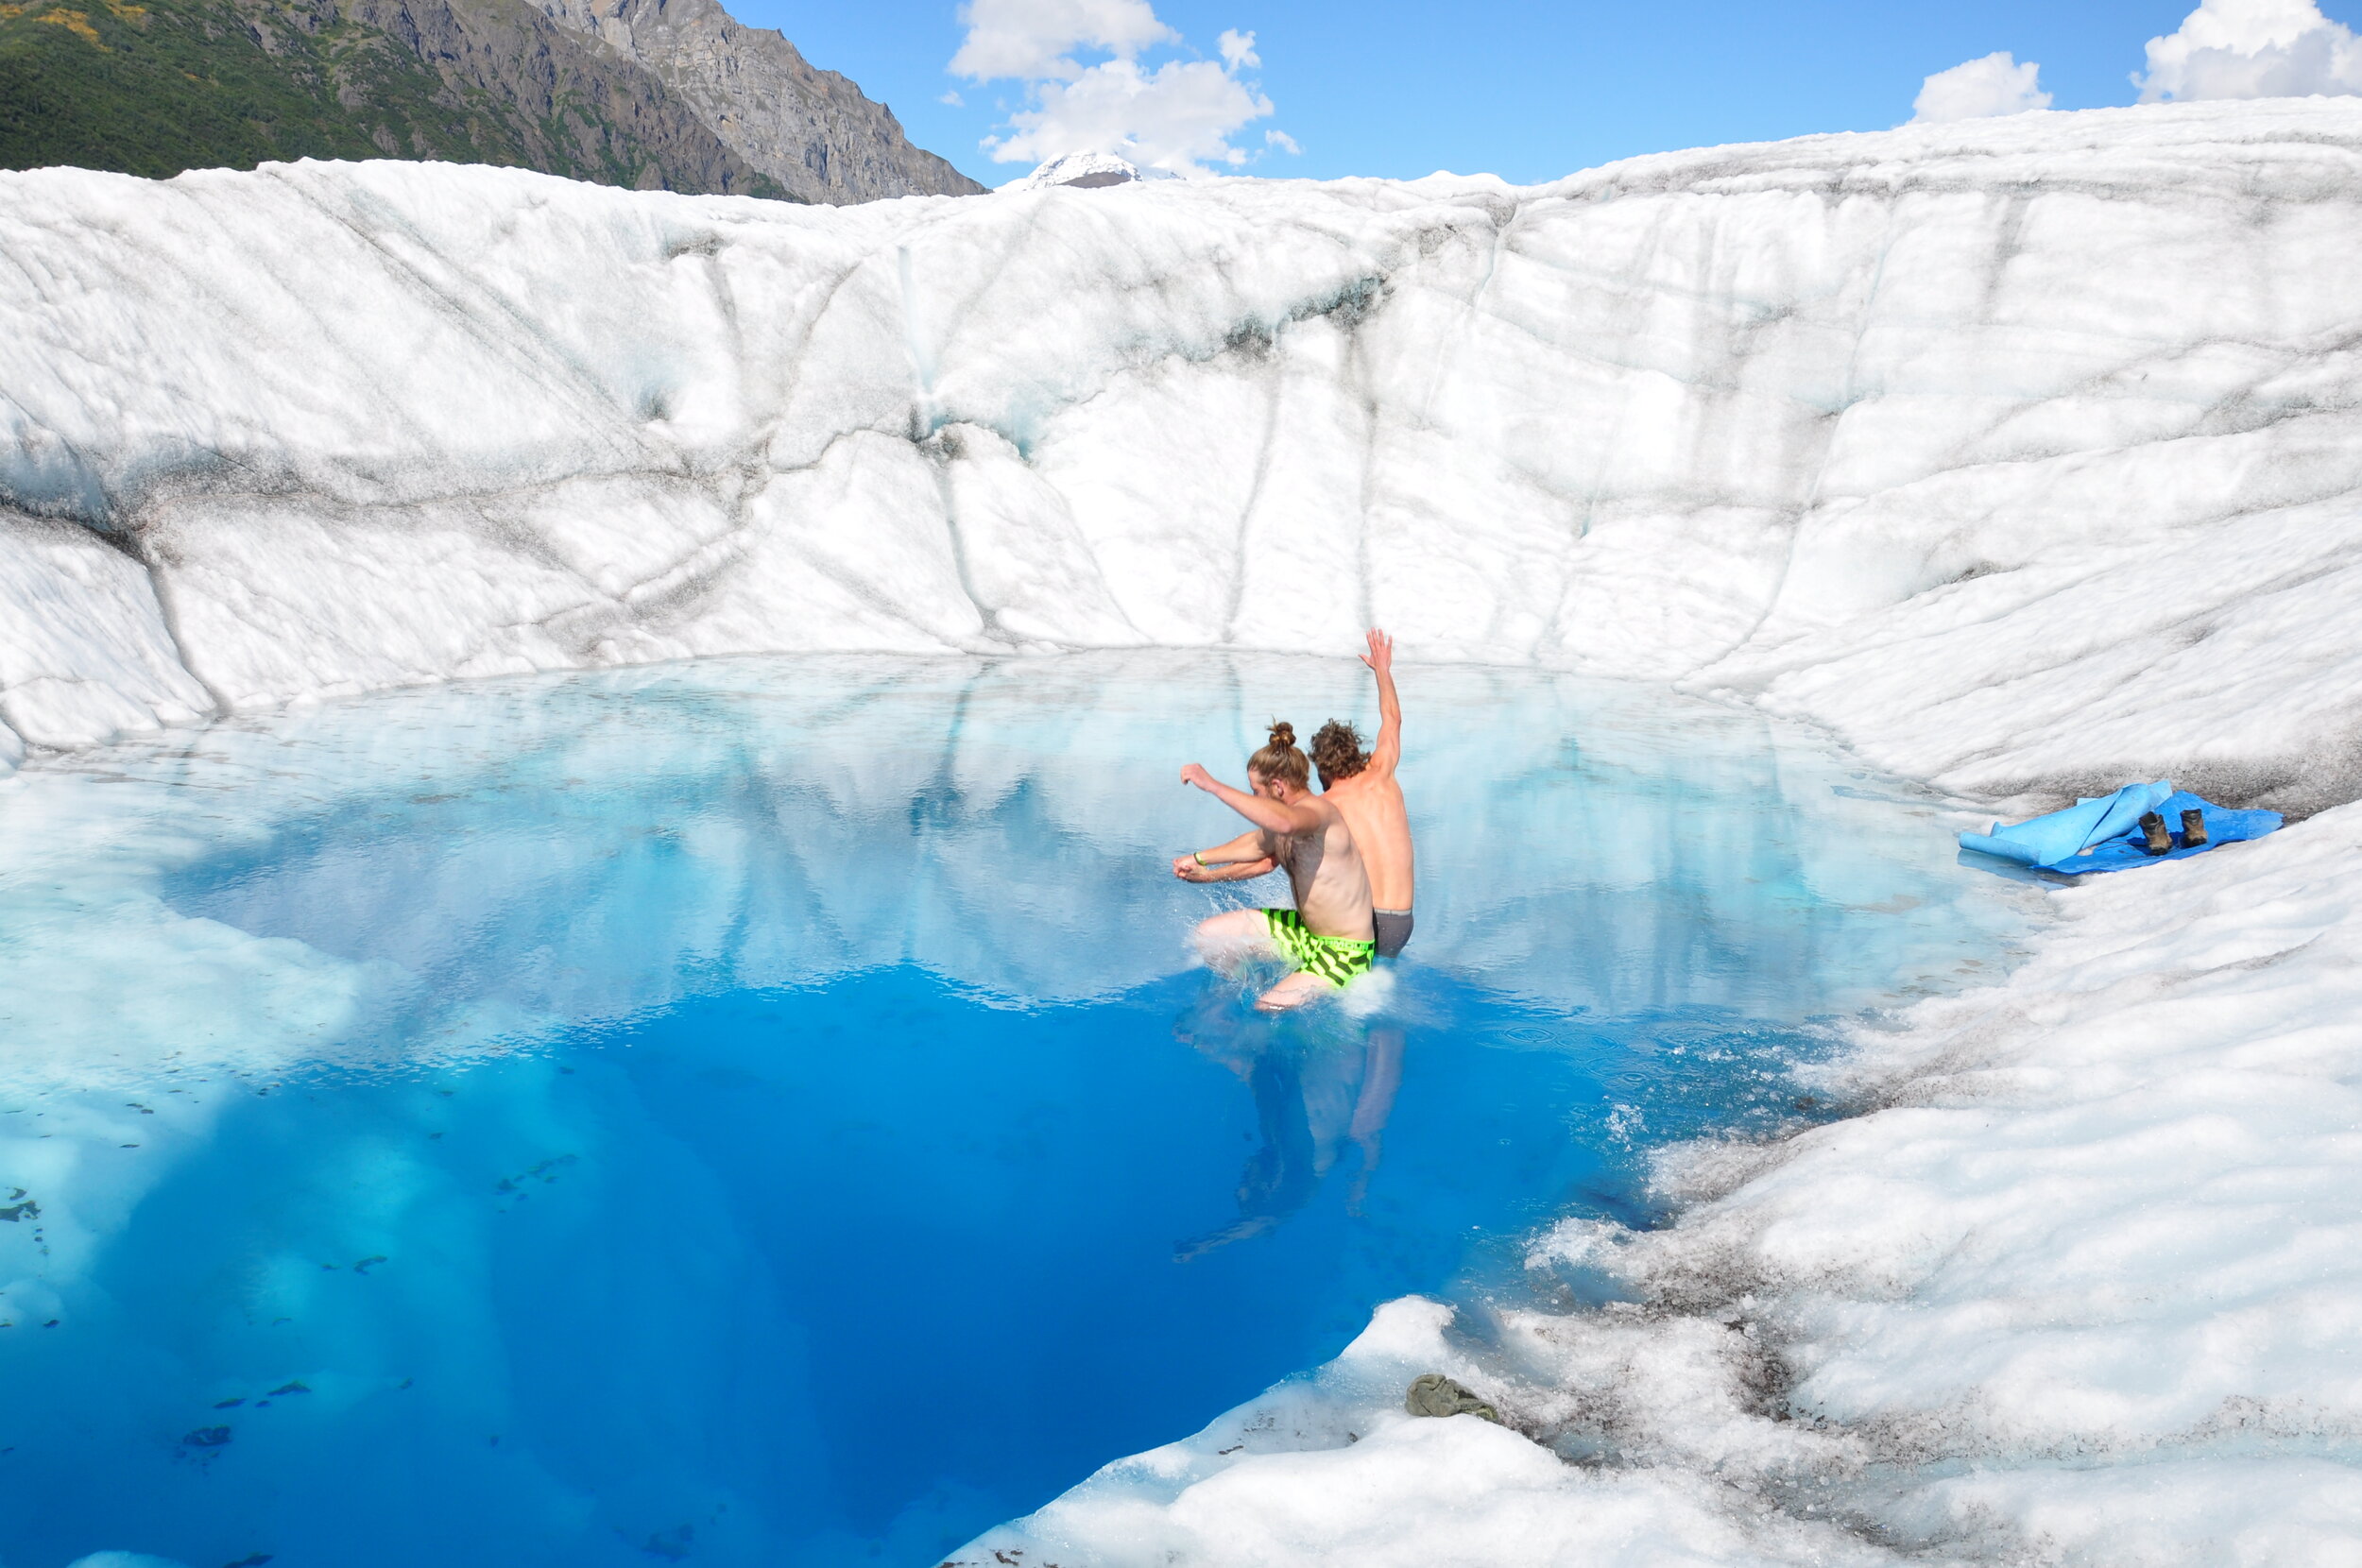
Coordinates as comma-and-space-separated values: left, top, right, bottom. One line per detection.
1173, 828, 1276, 883
1180, 763, 1326, 837
1362, 628, 1401, 775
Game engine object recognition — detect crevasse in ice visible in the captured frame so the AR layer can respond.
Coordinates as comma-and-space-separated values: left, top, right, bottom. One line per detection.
0, 656, 2031, 1566
6, 95, 2362, 1567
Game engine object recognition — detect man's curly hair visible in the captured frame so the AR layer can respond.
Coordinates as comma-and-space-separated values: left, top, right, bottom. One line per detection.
1310, 720, 1368, 787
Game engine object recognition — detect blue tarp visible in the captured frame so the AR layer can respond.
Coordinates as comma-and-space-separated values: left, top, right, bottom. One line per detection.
1959, 780, 2174, 867
1959, 782, 2281, 875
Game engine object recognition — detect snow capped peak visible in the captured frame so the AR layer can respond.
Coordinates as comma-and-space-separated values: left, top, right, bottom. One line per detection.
1003, 151, 1156, 192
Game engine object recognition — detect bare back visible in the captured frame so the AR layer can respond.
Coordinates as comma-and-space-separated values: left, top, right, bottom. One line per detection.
1262, 797, 1376, 942
1323, 771, 1412, 910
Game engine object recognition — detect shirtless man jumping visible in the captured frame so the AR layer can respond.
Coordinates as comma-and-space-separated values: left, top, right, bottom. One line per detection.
1172, 721, 1377, 1012
1310, 629, 1414, 959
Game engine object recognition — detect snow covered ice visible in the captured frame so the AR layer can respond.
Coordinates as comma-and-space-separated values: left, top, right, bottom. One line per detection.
8, 94, 2362, 1565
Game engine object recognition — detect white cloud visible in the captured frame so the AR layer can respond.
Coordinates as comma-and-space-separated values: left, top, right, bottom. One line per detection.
950, 0, 1281, 175
1265, 128, 1301, 154
950, 0, 1173, 81
1910, 51, 2053, 123
984, 57, 1275, 172
2136, 0, 2362, 99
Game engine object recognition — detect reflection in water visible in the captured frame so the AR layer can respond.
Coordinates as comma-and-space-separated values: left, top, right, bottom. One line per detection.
1349, 1028, 1407, 1213
1172, 997, 1411, 1258
0, 649, 2031, 1097
0, 653, 2041, 1568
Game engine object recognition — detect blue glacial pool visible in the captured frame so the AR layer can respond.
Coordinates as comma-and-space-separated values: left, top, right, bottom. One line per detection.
0, 654, 2035, 1568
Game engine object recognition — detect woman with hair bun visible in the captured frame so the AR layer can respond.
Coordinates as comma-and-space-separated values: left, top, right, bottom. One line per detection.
1173, 720, 1378, 1010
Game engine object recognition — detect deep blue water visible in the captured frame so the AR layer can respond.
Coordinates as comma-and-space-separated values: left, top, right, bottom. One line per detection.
0, 655, 2030, 1568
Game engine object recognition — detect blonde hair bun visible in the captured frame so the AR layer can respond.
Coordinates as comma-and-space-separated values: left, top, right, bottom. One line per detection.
1249, 720, 1311, 790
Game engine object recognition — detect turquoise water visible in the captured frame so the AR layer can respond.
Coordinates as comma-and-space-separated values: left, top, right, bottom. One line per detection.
0, 655, 2030, 1568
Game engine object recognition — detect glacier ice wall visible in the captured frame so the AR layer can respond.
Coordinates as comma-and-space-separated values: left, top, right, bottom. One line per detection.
9, 97, 2362, 806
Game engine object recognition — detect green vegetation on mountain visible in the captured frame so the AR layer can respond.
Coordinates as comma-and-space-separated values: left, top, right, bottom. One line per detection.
0, 0, 794, 196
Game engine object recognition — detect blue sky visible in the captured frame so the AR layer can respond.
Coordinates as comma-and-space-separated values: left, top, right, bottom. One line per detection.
734, 0, 2362, 186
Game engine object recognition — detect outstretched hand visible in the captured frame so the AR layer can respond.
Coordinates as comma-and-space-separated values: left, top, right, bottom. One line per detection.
1361, 627, 1395, 676
1180, 762, 1216, 792
1172, 854, 1209, 881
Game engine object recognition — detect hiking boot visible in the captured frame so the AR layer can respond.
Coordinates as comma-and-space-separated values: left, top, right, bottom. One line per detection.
2140, 812, 2171, 855
2181, 808, 2209, 848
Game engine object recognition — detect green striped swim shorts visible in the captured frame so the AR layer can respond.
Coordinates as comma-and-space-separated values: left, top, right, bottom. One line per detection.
1263, 908, 1376, 987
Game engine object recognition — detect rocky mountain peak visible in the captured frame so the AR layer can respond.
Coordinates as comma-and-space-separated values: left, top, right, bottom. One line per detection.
0, 0, 981, 203
527, 0, 983, 202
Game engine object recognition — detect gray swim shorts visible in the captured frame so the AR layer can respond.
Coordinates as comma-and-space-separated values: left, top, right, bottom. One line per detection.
1373, 908, 1413, 960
